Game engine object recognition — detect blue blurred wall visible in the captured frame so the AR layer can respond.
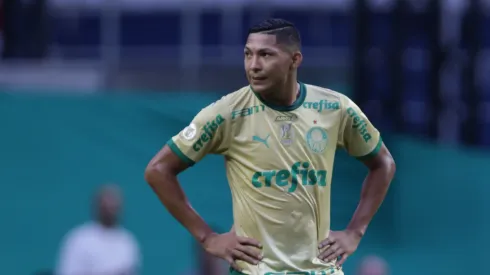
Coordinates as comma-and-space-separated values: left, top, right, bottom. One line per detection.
0, 92, 485, 274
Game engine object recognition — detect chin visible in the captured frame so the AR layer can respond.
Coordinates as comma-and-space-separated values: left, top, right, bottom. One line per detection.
250, 83, 272, 94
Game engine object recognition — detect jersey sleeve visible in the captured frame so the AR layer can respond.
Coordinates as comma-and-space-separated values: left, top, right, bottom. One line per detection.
166, 98, 231, 166
55, 230, 88, 275
337, 96, 382, 160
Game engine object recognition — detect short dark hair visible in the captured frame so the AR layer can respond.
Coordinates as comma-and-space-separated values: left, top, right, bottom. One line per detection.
248, 18, 301, 50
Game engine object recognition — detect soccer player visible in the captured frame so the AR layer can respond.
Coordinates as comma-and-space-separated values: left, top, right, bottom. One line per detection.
145, 19, 396, 275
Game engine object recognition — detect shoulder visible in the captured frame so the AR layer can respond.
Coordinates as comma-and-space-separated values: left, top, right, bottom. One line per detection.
207, 86, 252, 109
305, 84, 344, 100
304, 84, 355, 103
196, 86, 253, 120
118, 227, 140, 247
60, 222, 96, 247
304, 84, 357, 111
224, 86, 253, 105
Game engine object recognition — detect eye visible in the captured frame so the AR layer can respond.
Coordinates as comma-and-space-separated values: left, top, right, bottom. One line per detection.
260, 52, 271, 57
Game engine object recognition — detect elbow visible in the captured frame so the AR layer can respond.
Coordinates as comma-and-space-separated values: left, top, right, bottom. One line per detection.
144, 164, 155, 185
370, 153, 396, 178
384, 156, 396, 179
144, 160, 166, 187
145, 146, 185, 187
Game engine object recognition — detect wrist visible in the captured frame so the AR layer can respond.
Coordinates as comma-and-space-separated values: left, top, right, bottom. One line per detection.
200, 231, 218, 246
346, 226, 366, 238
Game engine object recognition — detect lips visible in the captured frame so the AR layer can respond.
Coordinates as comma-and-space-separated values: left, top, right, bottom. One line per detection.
252, 76, 267, 81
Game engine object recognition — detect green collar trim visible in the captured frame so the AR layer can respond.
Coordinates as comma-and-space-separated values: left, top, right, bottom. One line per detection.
252, 82, 307, 112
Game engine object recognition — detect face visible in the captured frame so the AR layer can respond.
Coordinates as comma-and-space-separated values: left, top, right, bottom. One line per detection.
244, 33, 302, 95
97, 191, 121, 226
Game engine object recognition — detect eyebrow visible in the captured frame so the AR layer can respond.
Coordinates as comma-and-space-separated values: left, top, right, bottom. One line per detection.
244, 46, 277, 52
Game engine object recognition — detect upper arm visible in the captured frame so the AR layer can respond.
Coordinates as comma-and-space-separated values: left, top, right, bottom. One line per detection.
337, 96, 382, 160
360, 142, 395, 171
147, 145, 190, 177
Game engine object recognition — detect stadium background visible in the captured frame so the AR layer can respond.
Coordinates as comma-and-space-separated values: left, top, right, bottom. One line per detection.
0, 0, 487, 274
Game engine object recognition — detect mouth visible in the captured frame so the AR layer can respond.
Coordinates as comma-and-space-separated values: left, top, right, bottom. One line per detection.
251, 76, 267, 82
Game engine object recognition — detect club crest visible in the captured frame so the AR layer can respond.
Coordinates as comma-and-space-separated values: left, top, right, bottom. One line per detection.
305, 127, 328, 154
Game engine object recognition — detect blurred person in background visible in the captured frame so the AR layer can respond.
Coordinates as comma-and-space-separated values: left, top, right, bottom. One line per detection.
55, 184, 141, 275
357, 255, 389, 275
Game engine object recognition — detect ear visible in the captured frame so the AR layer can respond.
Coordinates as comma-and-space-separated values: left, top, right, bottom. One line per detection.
291, 51, 303, 70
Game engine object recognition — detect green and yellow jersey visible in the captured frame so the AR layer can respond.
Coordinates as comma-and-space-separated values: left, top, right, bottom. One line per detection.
168, 83, 382, 275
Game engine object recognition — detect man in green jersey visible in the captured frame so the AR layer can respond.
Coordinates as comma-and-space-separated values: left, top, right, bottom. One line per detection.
145, 18, 396, 275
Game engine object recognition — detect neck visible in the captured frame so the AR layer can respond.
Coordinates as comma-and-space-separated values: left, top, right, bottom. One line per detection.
98, 218, 117, 228
260, 75, 299, 106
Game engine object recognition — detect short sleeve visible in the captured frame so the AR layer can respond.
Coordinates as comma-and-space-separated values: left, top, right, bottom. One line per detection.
55, 231, 87, 275
166, 99, 231, 166
337, 96, 382, 160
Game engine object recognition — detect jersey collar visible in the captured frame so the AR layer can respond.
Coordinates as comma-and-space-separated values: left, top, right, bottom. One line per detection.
251, 82, 307, 112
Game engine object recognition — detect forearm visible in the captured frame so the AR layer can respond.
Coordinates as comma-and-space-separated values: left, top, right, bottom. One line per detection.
145, 166, 214, 244
347, 162, 395, 236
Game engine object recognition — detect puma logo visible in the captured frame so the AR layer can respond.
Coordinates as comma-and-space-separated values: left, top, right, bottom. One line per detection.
252, 134, 270, 148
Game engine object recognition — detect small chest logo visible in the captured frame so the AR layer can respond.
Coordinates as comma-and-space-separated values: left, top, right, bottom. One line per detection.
305, 127, 328, 154
280, 123, 294, 146
252, 134, 270, 148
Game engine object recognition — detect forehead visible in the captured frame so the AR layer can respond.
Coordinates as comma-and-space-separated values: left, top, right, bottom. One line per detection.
245, 33, 281, 50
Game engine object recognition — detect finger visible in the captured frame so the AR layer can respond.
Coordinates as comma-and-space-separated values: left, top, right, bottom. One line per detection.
337, 254, 349, 267
319, 243, 339, 260
226, 256, 242, 272
238, 236, 262, 248
236, 245, 263, 261
230, 261, 242, 272
232, 250, 260, 265
325, 248, 344, 263
319, 237, 335, 249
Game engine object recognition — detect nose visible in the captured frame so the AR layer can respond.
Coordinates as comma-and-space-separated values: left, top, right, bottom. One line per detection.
249, 56, 262, 72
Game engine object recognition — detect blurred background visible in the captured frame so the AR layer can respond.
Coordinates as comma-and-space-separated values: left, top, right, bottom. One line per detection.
0, 0, 488, 274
